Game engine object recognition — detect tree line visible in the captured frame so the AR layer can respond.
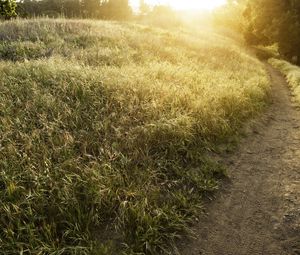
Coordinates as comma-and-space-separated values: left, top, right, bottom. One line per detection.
1, 0, 133, 20
1, 0, 180, 27
17, 0, 132, 20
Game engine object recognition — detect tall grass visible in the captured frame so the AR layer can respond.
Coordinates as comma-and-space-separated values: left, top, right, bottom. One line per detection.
269, 58, 300, 103
0, 18, 270, 254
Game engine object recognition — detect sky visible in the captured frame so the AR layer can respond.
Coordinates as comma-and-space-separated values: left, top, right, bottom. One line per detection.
130, 0, 227, 11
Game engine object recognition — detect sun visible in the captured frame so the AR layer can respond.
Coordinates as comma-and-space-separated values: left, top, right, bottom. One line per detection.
131, 0, 227, 11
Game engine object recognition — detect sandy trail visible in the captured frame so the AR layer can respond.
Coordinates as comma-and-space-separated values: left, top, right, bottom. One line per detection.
180, 65, 300, 255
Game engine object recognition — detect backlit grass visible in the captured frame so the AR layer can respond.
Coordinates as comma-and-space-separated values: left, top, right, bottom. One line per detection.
269, 58, 300, 103
0, 18, 270, 254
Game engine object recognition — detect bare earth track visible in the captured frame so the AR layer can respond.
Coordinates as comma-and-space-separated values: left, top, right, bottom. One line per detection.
180, 65, 300, 255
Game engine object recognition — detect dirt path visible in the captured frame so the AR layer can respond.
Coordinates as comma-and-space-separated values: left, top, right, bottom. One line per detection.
180, 65, 300, 255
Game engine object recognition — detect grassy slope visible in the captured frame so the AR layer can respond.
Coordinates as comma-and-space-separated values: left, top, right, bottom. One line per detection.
269, 58, 300, 103
0, 18, 269, 254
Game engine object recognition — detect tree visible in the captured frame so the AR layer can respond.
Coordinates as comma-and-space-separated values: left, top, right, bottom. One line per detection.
243, 0, 300, 63
0, 0, 17, 19
213, 0, 246, 33
145, 5, 181, 28
100, 0, 132, 20
81, 0, 101, 18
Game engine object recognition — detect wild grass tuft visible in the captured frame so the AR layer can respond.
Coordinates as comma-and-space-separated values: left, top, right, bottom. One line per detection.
0, 18, 270, 254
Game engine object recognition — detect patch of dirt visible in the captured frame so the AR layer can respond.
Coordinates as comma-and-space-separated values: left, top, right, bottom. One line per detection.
179, 65, 300, 255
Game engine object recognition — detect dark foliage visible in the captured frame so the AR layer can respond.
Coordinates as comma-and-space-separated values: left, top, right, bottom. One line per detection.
0, 0, 17, 19
244, 0, 300, 64
17, 0, 132, 20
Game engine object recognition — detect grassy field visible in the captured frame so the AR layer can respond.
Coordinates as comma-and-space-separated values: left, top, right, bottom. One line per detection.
269, 58, 300, 104
0, 18, 269, 254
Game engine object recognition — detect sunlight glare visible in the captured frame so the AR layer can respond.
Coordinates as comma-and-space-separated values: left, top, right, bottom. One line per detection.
131, 0, 227, 11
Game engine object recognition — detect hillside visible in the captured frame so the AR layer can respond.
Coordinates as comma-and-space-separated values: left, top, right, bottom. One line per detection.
0, 19, 270, 254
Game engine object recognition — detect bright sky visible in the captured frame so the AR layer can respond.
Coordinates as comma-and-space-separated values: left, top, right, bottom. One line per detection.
130, 0, 227, 11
